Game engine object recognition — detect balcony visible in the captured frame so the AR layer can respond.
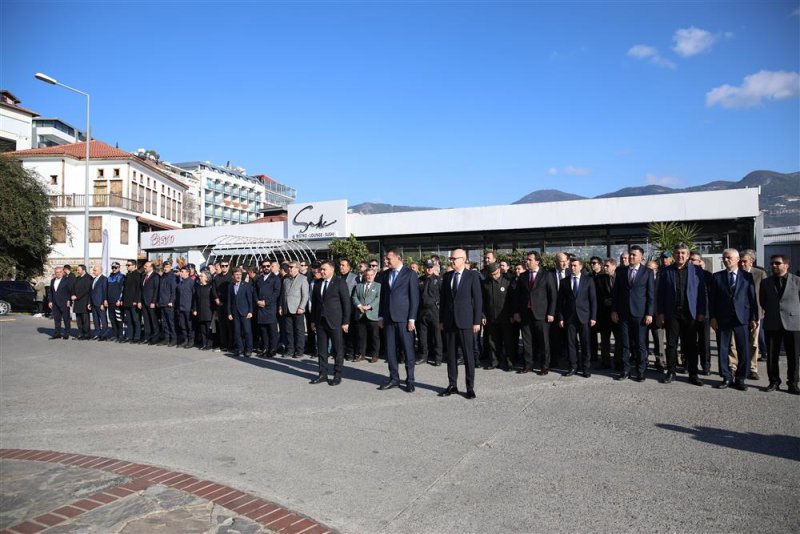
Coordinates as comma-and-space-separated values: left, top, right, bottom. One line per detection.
49, 194, 143, 212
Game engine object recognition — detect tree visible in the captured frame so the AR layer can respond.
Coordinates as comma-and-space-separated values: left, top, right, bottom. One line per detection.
0, 155, 52, 279
648, 221, 699, 257
328, 234, 370, 268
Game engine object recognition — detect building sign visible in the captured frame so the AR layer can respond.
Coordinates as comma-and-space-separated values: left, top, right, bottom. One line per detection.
288, 199, 348, 240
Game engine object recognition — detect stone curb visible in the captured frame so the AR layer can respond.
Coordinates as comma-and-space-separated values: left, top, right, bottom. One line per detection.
0, 449, 335, 534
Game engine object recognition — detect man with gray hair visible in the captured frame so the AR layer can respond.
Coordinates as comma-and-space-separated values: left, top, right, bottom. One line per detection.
281, 261, 309, 358
729, 249, 766, 380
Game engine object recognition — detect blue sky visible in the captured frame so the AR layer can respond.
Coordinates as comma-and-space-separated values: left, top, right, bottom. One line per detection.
2, 1, 798, 207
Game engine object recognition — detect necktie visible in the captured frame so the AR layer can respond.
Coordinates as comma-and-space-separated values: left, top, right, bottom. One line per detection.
629, 268, 636, 284
729, 271, 736, 291
529, 271, 535, 288
453, 271, 461, 295
572, 276, 578, 294
366, 282, 371, 293
322, 279, 328, 297
390, 270, 398, 287
92, 277, 98, 290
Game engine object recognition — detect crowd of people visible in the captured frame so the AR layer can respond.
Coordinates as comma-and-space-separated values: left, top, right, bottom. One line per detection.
43, 244, 799, 398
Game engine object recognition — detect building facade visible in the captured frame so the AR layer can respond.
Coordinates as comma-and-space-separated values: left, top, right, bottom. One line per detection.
31, 117, 86, 147
12, 140, 188, 268
0, 90, 37, 152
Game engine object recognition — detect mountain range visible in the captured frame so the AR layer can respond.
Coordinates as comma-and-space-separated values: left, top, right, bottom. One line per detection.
349, 170, 798, 228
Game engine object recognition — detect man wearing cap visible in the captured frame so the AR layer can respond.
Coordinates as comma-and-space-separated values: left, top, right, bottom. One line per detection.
482, 263, 515, 371
107, 262, 125, 341
417, 259, 442, 365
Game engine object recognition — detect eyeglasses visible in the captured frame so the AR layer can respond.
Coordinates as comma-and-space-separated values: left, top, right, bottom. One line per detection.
590, 261, 600, 265
771, 261, 784, 265
300, 263, 307, 267
112, 266, 119, 269
126, 263, 134, 266
220, 264, 229, 267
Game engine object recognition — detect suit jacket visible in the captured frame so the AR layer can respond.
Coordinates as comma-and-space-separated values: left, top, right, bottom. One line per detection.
72, 274, 93, 313
611, 265, 655, 319
759, 273, 800, 331
353, 280, 381, 321
552, 268, 570, 293
158, 271, 178, 307
282, 274, 309, 314
557, 274, 597, 324
49, 276, 74, 308
311, 276, 351, 330
176, 278, 195, 312
121, 270, 142, 306
141, 271, 160, 306
440, 269, 482, 330
255, 273, 282, 324
90, 274, 108, 308
227, 282, 255, 317
709, 269, 757, 329
594, 273, 615, 327
379, 266, 420, 323
341, 272, 358, 299
482, 275, 514, 322
657, 263, 707, 320
516, 269, 557, 320
192, 283, 216, 322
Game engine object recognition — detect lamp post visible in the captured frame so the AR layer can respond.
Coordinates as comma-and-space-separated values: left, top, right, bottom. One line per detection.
34, 72, 91, 268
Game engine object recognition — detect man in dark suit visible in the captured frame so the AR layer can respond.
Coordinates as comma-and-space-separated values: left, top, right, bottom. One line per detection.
48, 265, 74, 339
212, 260, 233, 352
71, 264, 93, 340
611, 245, 655, 381
759, 254, 799, 394
120, 260, 141, 343
689, 253, 714, 375
227, 268, 255, 357
310, 260, 351, 385
709, 248, 758, 391
656, 244, 706, 386
417, 260, 443, 366
175, 267, 195, 348
140, 261, 161, 345
439, 248, 483, 399
730, 249, 766, 380
482, 263, 515, 371
550, 252, 571, 367
558, 257, 597, 377
158, 261, 178, 346
256, 260, 282, 357
595, 258, 618, 370
89, 265, 108, 340
378, 248, 420, 392
513, 251, 557, 375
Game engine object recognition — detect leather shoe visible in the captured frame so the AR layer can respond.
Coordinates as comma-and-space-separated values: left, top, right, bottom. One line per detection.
379, 380, 399, 390
787, 386, 800, 395
635, 375, 645, 382
464, 390, 476, 399
748, 371, 760, 381
438, 385, 458, 397
583, 371, 591, 378
49, 334, 61, 340
688, 376, 704, 386
716, 380, 731, 389
405, 384, 415, 393
517, 367, 532, 374
662, 372, 675, 384
765, 382, 779, 392
700, 369, 711, 376
733, 381, 748, 391
564, 368, 577, 377
329, 377, 341, 386
432, 361, 442, 366
310, 376, 328, 385
616, 373, 630, 381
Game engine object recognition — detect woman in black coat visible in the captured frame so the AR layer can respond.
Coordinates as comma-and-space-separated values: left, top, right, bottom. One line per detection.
192, 271, 217, 350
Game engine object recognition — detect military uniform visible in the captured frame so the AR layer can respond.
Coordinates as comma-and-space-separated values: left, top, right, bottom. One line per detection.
417, 272, 443, 364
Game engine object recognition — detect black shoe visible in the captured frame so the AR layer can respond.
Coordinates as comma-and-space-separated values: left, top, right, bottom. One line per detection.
329, 377, 341, 386
201, 346, 211, 351
310, 376, 328, 385
405, 384, 415, 393
62, 335, 70, 340
583, 372, 592, 378
733, 381, 748, 391
432, 361, 442, 366
293, 353, 302, 359
717, 380, 732, 389
538, 369, 550, 376
787, 386, 800, 395
484, 365, 496, 370
439, 385, 459, 397
465, 390, 476, 399
616, 373, 630, 381
268, 350, 278, 358
748, 371, 760, 381
765, 382, 779, 392
700, 369, 711, 376
518, 367, 532, 374
49, 334, 61, 340
184, 342, 193, 349
379, 380, 399, 390
231, 351, 240, 358
688, 376, 704, 386
635, 375, 645, 382
243, 352, 252, 358
564, 368, 577, 377
167, 343, 176, 347
662, 372, 675, 384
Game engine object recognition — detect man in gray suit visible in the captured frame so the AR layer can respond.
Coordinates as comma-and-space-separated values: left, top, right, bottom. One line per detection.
281, 261, 309, 358
760, 254, 799, 394
730, 249, 766, 380
352, 268, 381, 362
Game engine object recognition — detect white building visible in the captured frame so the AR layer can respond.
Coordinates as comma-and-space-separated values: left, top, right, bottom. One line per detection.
12, 140, 188, 268
0, 90, 37, 152
31, 117, 86, 147
172, 161, 296, 227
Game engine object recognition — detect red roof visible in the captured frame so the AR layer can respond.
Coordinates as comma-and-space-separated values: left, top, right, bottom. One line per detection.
11, 140, 131, 160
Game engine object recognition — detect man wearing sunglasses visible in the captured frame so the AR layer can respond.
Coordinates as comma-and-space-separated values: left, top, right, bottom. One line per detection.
106, 262, 125, 341
120, 260, 142, 343
760, 255, 800, 394
213, 260, 233, 352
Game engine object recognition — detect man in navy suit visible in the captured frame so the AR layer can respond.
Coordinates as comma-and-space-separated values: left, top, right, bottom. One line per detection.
309, 260, 351, 385
439, 249, 483, 399
557, 257, 597, 377
657, 244, 707, 386
175, 267, 195, 348
158, 261, 178, 346
140, 261, 161, 345
514, 251, 558, 375
90, 265, 109, 340
227, 268, 255, 357
612, 245, 655, 381
71, 264, 93, 340
48, 266, 74, 339
255, 260, 282, 357
710, 248, 758, 390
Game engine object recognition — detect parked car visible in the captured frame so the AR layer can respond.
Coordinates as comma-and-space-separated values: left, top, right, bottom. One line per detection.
0, 280, 37, 315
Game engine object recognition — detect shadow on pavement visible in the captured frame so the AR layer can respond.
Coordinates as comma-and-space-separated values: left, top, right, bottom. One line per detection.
656, 423, 800, 462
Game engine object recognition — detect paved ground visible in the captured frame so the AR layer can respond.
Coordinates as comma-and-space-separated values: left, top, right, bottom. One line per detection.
1, 315, 798, 533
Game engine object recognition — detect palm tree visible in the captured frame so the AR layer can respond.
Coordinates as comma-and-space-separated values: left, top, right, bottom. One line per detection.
648, 222, 699, 255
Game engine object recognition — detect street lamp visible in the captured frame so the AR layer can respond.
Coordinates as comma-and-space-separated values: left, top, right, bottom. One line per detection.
34, 72, 91, 268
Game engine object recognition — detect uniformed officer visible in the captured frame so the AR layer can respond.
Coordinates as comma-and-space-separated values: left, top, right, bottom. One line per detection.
417, 260, 443, 365
481, 263, 516, 371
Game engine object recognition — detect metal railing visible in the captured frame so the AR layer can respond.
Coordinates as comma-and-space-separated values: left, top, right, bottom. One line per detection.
49, 194, 143, 212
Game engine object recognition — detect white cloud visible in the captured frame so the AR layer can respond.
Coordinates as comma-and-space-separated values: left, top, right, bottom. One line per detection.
645, 173, 683, 187
672, 27, 718, 57
627, 44, 676, 68
706, 70, 800, 108
547, 167, 558, 176
564, 165, 591, 176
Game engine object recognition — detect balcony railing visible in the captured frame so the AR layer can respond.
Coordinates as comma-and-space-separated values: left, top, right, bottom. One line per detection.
49, 194, 143, 212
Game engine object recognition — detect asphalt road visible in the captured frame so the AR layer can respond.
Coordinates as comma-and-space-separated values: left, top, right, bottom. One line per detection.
1, 315, 798, 533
